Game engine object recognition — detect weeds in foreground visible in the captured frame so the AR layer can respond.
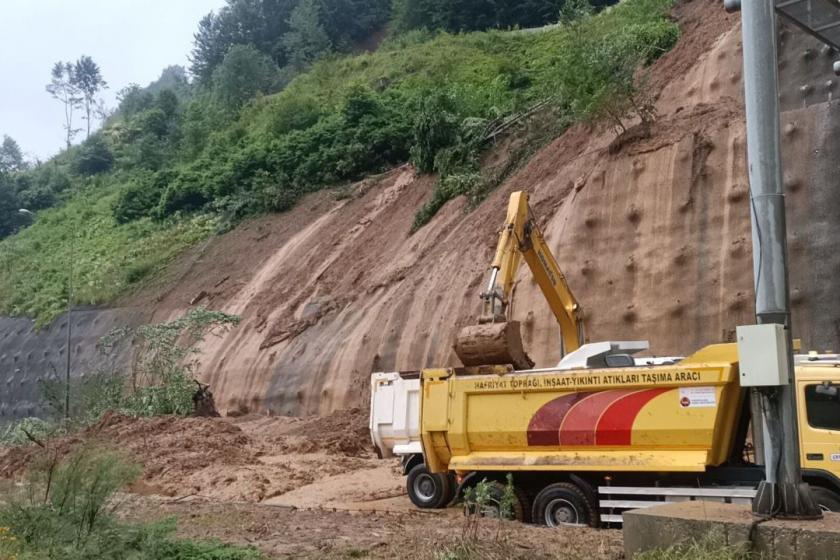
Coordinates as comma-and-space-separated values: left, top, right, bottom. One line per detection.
0, 446, 262, 560
436, 475, 520, 560
635, 537, 754, 560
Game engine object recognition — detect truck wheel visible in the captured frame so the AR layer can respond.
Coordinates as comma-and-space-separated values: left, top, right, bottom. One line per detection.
464, 480, 528, 522
532, 483, 594, 528
811, 487, 840, 513
407, 464, 452, 509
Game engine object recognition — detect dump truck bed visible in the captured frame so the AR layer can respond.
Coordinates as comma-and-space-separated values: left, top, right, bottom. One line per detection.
421, 344, 744, 475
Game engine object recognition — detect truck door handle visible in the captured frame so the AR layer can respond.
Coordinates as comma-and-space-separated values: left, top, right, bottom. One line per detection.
806, 453, 824, 461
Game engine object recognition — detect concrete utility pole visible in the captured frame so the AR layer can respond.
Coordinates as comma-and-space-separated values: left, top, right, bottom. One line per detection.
733, 0, 821, 518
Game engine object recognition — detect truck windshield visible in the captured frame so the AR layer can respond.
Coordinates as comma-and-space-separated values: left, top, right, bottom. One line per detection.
805, 384, 840, 431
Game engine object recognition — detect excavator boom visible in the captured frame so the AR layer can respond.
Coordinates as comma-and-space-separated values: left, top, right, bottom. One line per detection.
454, 191, 584, 368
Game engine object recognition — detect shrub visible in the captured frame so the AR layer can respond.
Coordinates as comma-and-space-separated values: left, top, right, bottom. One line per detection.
260, 94, 322, 137
0, 417, 57, 447
98, 307, 240, 418
409, 93, 460, 173
553, 2, 679, 132
73, 135, 114, 176
0, 448, 263, 560
212, 45, 280, 113
112, 171, 167, 223
412, 171, 484, 230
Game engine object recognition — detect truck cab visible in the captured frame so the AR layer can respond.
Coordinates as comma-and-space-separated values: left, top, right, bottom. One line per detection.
796, 356, 840, 508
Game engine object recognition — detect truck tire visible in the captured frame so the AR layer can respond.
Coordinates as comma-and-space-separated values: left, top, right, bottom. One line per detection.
532, 482, 595, 527
811, 487, 840, 513
464, 480, 528, 522
407, 464, 452, 509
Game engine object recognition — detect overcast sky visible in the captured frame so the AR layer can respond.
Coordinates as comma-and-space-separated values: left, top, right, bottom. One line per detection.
0, 0, 228, 161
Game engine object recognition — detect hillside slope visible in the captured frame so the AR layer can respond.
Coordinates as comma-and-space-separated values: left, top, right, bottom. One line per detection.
5, 0, 840, 422
116, 0, 838, 417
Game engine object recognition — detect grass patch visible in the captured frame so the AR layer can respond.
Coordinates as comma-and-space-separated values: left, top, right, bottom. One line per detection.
0, 446, 263, 560
0, 179, 217, 326
634, 537, 754, 560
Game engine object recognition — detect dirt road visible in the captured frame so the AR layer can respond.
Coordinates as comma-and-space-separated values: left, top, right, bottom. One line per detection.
125, 495, 623, 559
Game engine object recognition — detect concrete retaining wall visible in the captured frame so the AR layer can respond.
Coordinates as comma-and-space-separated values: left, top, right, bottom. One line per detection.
624, 501, 840, 559
0, 307, 141, 423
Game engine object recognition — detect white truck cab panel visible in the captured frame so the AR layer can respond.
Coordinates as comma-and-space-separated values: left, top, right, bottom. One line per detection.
369, 372, 421, 458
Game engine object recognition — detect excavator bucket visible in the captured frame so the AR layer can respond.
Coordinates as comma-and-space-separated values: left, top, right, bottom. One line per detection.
453, 321, 535, 370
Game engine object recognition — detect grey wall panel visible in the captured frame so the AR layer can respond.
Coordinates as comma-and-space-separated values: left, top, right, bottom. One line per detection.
0, 307, 143, 424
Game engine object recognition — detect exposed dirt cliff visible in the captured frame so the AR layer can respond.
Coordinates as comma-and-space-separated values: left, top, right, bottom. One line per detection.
124, 0, 840, 417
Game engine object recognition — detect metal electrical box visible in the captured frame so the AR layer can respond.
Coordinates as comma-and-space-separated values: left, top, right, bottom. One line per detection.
736, 324, 790, 387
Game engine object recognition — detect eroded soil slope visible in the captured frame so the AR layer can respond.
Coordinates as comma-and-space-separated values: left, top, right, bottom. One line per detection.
129, 0, 840, 417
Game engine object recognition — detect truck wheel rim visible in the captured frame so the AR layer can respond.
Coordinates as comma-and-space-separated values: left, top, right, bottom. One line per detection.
414, 474, 436, 502
545, 498, 581, 527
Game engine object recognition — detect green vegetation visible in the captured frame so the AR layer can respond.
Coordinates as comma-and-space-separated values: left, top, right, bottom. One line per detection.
189, 0, 392, 85
434, 475, 521, 560
634, 537, 753, 560
89, 307, 240, 420
0, 308, 238, 446
391, 0, 613, 33
0, 181, 217, 324
0, 447, 263, 560
0, 0, 679, 326
462, 475, 518, 522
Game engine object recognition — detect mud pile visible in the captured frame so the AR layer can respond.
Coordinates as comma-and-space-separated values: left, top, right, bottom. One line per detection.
117, 0, 840, 418
0, 410, 380, 504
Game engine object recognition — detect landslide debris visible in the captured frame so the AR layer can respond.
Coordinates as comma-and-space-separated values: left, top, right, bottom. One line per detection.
0, 409, 376, 504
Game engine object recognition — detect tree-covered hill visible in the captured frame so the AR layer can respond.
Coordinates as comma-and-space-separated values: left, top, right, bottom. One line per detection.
0, 0, 678, 325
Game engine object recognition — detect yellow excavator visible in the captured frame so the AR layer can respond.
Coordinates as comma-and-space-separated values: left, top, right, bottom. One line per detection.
453, 191, 585, 369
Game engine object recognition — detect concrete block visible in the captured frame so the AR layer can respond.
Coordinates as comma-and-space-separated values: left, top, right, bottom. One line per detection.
623, 502, 751, 556
624, 501, 840, 559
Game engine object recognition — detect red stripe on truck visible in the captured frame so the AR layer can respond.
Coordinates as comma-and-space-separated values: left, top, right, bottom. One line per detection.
594, 388, 671, 445
526, 392, 588, 446
559, 390, 635, 445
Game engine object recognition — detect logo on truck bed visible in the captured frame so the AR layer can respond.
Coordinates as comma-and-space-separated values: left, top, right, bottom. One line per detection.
527, 388, 670, 446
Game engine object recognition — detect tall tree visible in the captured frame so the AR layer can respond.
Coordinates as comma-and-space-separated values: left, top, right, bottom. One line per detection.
189, 0, 387, 83
117, 84, 155, 117
282, 0, 331, 70
211, 44, 279, 111
72, 56, 108, 139
46, 62, 82, 149
191, 13, 227, 84
0, 135, 26, 174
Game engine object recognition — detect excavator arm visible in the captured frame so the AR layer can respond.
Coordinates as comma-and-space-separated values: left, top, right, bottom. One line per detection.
454, 191, 584, 368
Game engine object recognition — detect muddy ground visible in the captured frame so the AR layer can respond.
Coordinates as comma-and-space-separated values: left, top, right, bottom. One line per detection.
0, 412, 623, 559
125, 495, 623, 559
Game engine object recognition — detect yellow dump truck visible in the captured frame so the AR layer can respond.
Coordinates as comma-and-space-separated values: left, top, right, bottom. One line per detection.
413, 343, 840, 525
370, 191, 840, 525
